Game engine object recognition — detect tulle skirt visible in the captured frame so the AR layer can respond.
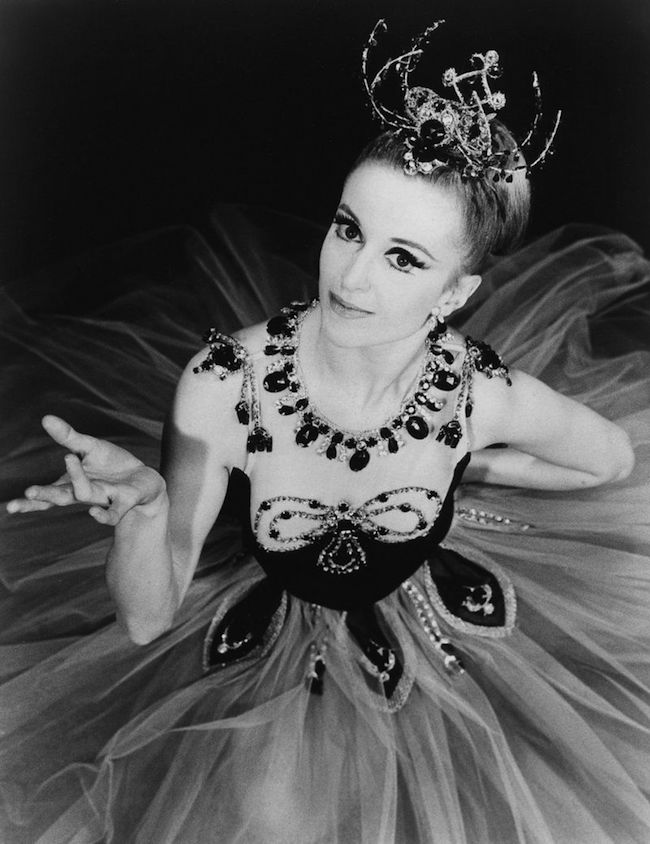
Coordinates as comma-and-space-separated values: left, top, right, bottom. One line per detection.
1, 208, 649, 843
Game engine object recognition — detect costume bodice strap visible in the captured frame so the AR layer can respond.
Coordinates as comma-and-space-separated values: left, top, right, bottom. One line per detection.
436, 335, 512, 448
193, 329, 273, 453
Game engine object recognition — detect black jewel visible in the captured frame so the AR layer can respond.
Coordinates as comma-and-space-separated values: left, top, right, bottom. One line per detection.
278, 403, 297, 416
344, 437, 357, 449
377, 493, 388, 503
387, 437, 400, 454
288, 382, 300, 393
235, 400, 250, 425
210, 344, 241, 371
318, 423, 330, 435
366, 436, 378, 447
331, 431, 344, 445
424, 396, 445, 411
436, 419, 462, 448
247, 427, 273, 453
465, 401, 473, 418
431, 369, 461, 391
296, 423, 320, 447
405, 416, 429, 440
264, 370, 289, 392
325, 444, 338, 460
420, 118, 446, 144
266, 315, 293, 337
349, 449, 371, 472
264, 344, 280, 355
295, 398, 309, 411
380, 427, 393, 439
414, 139, 442, 163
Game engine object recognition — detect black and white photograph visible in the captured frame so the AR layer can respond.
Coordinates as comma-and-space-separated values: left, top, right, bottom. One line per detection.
1, 1, 649, 841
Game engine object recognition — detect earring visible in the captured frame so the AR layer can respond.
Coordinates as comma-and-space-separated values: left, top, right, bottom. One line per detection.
428, 306, 448, 340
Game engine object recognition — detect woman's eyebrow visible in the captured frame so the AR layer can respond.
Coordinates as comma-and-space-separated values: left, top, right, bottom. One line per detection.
337, 203, 361, 224
391, 237, 436, 262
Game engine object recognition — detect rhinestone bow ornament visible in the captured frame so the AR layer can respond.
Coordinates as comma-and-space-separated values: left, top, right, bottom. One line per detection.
362, 19, 561, 182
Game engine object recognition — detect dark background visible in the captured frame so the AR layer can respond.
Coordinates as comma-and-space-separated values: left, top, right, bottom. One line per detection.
1, 0, 649, 281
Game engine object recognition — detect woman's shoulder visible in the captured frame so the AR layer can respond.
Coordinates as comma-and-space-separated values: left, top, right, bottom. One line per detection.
444, 327, 512, 389
186, 319, 268, 384
174, 325, 266, 441
175, 318, 275, 459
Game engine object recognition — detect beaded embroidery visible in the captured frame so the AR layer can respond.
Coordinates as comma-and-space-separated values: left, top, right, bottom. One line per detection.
424, 549, 516, 638
254, 486, 442, 575
455, 505, 532, 532
401, 577, 465, 676
202, 586, 288, 673
353, 634, 414, 713
195, 305, 512, 462
262, 301, 494, 470
193, 329, 273, 454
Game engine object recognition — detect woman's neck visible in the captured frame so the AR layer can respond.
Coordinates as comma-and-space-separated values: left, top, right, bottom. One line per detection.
299, 305, 430, 416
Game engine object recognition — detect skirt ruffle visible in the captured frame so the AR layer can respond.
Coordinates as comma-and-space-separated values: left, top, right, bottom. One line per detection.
1, 209, 649, 843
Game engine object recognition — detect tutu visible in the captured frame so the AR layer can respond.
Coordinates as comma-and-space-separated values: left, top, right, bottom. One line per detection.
1, 207, 649, 843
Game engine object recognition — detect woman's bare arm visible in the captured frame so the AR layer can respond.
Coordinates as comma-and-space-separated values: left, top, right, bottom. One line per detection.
465, 368, 634, 490
7, 349, 247, 644
106, 349, 247, 642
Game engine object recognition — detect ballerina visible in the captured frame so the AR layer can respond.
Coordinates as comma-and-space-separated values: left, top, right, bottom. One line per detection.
3, 19, 649, 844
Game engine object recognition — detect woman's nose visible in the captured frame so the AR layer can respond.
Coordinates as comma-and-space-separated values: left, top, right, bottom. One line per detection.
340, 249, 371, 293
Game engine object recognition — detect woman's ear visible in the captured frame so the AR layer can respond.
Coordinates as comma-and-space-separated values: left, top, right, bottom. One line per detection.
439, 274, 482, 316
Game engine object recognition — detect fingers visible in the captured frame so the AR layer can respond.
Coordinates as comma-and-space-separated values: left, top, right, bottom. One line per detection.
6, 456, 110, 515
64, 454, 95, 502
88, 484, 139, 527
6, 498, 55, 514
42, 415, 95, 457
6, 482, 75, 513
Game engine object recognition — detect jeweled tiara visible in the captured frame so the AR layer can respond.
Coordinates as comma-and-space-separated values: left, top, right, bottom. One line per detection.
362, 19, 561, 182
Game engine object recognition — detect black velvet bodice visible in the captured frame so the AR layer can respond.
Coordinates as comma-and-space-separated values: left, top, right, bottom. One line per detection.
222, 453, 471, 610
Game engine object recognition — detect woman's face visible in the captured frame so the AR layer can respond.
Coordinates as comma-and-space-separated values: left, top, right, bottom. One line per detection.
318, 162, 479, 348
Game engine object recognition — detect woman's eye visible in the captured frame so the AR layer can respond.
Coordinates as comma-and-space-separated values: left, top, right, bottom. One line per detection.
333, 215, 361, 242
387, 249, 426, 272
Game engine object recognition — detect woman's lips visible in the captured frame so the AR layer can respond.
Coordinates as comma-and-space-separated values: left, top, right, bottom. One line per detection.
328, 291, 373, 318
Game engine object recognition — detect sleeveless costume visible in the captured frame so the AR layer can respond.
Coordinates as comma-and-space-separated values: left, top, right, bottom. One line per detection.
1, 207, 649, 843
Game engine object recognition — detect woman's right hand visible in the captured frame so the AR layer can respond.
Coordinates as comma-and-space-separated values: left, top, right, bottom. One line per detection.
6, 415, 166, 526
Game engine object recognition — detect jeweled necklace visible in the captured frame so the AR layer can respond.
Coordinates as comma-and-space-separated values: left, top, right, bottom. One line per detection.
261, 301, 462, 472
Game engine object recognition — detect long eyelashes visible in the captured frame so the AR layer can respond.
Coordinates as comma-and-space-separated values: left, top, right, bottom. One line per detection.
387, 248, 425, 270
332, 213, 426, 272
333, 213, 360, 241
